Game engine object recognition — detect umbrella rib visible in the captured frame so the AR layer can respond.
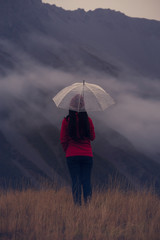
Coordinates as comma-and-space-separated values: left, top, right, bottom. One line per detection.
53, 84, 81, 106
85, 84, 103, 111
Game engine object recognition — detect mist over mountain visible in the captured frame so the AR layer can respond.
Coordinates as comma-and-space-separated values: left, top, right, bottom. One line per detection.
0, 0, 160, 191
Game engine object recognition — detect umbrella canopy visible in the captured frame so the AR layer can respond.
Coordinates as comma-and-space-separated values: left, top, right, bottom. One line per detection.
53, 81, 115, 112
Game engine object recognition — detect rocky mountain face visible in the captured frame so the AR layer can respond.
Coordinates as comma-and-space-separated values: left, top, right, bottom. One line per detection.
0, 0, 160, 77
1, 0, 118, 75
0, 0, 160, 192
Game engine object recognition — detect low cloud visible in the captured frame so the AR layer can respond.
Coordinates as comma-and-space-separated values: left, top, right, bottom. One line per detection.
0, 53, 160, 158
95, 75, 160, 155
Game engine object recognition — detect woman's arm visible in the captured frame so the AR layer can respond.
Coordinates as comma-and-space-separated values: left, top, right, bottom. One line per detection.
88, 117, 95, 141
60, 118, 69, 152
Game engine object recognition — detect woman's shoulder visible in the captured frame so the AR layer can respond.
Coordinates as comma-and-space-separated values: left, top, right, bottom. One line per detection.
88, 116, 93, 122
62, 116, 69, 124
88, 117, 94, 127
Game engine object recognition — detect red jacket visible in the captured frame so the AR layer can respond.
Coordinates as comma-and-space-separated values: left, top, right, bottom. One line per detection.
60, 115, 95, 157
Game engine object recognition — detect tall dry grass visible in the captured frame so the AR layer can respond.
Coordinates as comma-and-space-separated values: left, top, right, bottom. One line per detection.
0, 185, 160, 240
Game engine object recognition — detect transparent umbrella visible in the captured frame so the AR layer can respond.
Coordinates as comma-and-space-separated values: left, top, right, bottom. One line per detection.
53, 81, 115, 112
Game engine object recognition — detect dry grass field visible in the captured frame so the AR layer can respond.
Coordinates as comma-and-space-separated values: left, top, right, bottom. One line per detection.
0, 184, 160, 240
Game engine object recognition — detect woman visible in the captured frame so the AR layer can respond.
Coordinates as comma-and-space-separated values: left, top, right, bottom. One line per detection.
60, 95, 95, 205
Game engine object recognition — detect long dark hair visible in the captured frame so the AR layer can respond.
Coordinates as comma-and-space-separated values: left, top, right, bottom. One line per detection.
66, 110, 90, 140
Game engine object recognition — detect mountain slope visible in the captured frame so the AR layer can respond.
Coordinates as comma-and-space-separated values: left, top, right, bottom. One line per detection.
0, 0, 160, 191
0, 0, 160, 77
1, 112, 160, 192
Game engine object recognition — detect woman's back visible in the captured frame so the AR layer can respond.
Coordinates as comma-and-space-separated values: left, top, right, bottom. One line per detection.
60, 111, 95, 157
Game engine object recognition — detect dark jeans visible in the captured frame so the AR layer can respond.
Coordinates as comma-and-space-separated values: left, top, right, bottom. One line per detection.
67, 156, 93, 205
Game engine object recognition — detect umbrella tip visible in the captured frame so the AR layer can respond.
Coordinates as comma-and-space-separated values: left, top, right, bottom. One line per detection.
83, 80, 85, 85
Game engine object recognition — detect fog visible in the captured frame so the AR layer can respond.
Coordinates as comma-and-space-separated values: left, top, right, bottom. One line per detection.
0, 59, 160, 158
100, 77, 160, 154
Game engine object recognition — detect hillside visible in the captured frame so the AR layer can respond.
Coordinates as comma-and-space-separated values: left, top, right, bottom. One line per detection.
0, 0, 160, 191
1, 117, 160, 192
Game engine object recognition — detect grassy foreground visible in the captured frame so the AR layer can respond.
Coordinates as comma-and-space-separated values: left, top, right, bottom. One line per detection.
0, 186, 160, 240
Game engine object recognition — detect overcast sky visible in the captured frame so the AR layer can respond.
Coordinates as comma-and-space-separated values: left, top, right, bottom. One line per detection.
42, 0, 160, 21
